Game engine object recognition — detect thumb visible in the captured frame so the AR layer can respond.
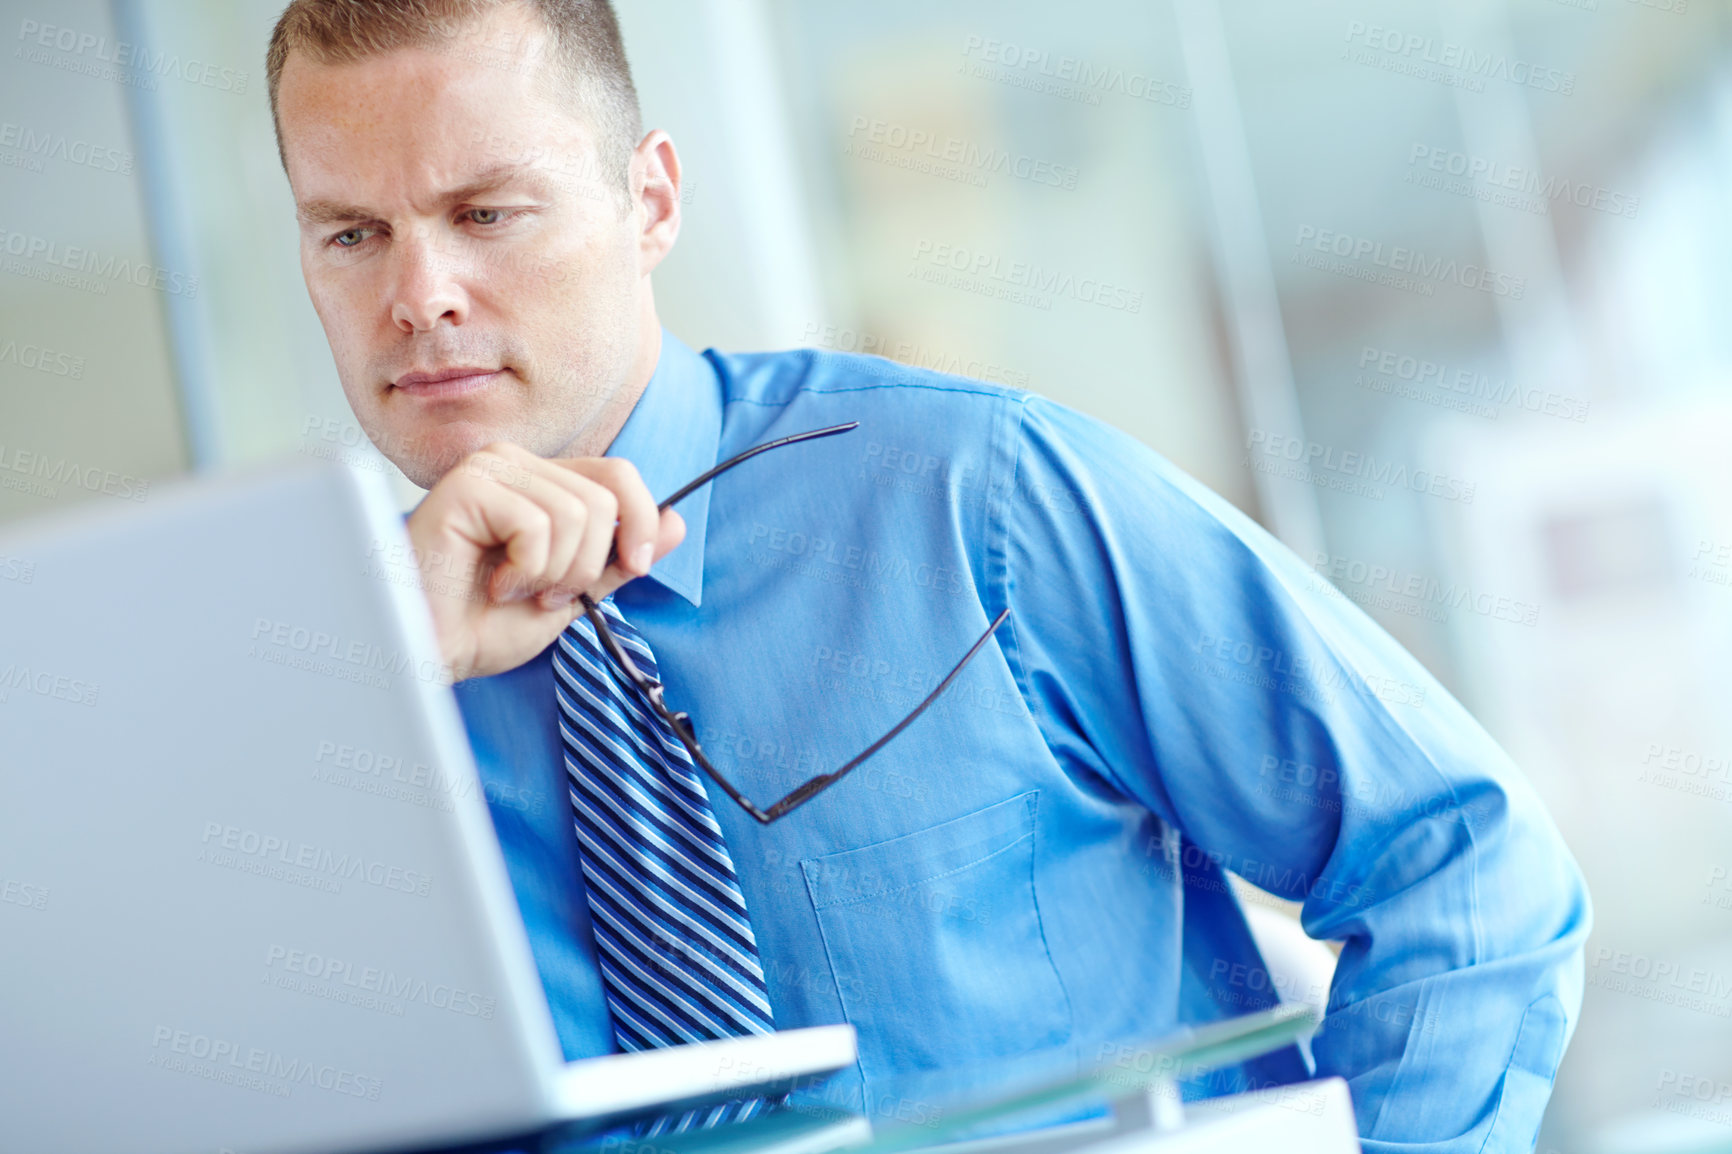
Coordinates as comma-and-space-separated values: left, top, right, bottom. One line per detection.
651, 508, 687, 563
593, 508, 686, 600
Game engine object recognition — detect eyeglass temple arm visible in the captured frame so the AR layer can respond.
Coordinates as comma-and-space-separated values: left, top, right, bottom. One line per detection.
744, 607, 1012, 824
595, 422, 861, 575
581, 417, 1000, 825
577, 419, 863, 732
572, 603, 1009, 825
660, 422, 859, 512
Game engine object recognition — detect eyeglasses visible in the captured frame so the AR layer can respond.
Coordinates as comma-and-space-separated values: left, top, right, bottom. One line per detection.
577, 422, 1010, 825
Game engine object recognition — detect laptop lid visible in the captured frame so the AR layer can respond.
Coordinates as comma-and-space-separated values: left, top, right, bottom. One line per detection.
0, 460, 604, 1153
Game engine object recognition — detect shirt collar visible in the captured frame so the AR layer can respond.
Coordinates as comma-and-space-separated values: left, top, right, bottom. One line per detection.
604, 328, 721, 608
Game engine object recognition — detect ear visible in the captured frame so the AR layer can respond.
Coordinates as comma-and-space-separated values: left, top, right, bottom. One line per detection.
630, 129, 681, 275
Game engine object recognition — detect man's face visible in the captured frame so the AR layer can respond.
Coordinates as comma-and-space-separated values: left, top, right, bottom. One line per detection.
277, 6, 650, 488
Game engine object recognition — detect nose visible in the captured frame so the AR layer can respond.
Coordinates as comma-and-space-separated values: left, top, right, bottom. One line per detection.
389, 224, 469, 333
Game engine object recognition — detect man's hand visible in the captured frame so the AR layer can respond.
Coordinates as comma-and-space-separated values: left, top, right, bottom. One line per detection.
406, 443, 685, 682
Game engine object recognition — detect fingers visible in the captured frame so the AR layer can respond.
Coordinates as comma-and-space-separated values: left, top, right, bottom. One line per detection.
512, 455, 657, 607
407, 442, 690, 682
407, 453, 557, 662
444, 445, 679, 608
418, 447, 557, 600
591, 507, 686, 601
462, 444, 603, 608
530, 458, 643, 599
557, 458, 660, 577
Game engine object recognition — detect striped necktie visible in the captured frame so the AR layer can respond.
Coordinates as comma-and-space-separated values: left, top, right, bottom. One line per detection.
552, 596, 781, 1134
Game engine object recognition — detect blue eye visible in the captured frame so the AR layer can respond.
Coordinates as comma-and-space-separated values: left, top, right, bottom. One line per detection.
333, 228, 366, 248
468, 208, 504, 225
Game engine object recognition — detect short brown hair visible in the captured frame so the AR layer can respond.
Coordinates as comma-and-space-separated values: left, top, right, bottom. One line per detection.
266, 0, 641, 191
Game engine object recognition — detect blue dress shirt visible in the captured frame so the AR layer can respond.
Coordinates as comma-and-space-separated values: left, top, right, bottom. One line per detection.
451, 330, 1589, 1153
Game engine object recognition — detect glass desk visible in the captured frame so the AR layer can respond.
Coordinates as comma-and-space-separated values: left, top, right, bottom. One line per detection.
534, 1004, 1355, 1154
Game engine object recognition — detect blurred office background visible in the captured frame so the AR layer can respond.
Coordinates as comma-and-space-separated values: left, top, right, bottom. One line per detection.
3, 0, 1731, 1148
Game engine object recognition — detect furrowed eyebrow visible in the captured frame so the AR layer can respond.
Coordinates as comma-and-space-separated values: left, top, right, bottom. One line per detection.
295, 162, 548, 228
443, 161, 549, 204
295, 200, 377, 228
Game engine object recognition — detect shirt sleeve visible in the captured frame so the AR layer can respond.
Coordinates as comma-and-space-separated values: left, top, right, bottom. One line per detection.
989, 394, 1589, 1153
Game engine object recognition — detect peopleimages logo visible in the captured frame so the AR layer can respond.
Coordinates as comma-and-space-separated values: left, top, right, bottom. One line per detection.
1311, 551, 1540, 627
248, 617, 454, 690
16, 19, 248, 94
1292, 225, 1526, 300
0, 335, 84, 379
0, 443, 150, 502
1190, 630, 1427, 710
1589, 947, 1732, 1010
0, 120, 132, 174
148, 1026, 381, 1100
801, 322, 1031, 390
1245, 429, 1476, 505
1688, 539, 1732, 594
746, 521, 969, 596
0, 662, 100, 707
1357, 345, 1589, 423
1342, 20, 1575, 95
264, 944, 497, 1019
199, 820, 434, 898
845, 116, 1080, 190
1406, 144, 1639, 219
909, 239, 1143, 313
0, 226, 198, 297
957, 35, 1192, 109
0, 874, 49, 911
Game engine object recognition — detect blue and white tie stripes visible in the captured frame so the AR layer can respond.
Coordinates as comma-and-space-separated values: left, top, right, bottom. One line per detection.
553, 596, 779, 1133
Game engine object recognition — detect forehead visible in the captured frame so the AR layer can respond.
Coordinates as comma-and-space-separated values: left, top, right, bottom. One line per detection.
275, 9, 593, 206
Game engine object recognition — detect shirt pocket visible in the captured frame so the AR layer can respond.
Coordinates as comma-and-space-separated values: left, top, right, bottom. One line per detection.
800, 791, 1073, 1082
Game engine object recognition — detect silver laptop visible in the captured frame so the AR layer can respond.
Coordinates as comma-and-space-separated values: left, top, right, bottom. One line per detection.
0, 459, 857, 1154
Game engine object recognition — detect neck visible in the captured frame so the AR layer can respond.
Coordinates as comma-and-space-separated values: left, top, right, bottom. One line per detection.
557, 304, 664, 459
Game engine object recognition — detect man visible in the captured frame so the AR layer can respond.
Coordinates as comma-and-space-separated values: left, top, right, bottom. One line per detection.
266, 2, 1589, 1150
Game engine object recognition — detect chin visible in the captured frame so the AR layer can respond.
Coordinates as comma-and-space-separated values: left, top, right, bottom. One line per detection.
381, 424, 501, 491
